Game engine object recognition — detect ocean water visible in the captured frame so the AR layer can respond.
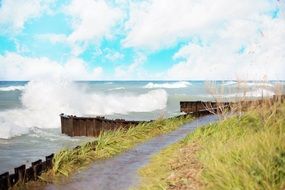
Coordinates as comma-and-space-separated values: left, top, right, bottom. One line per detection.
0, 80, 284, 173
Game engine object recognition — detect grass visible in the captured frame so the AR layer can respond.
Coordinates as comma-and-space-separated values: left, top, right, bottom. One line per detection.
37, 115, 193, 184
137, 101, 285, 190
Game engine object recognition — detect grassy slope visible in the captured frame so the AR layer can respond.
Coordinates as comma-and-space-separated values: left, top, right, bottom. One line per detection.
40, 115, 192, 183
138, 103, 285, 190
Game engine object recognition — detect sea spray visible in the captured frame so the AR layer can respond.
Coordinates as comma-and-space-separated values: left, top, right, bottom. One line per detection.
0, 80, 168, 139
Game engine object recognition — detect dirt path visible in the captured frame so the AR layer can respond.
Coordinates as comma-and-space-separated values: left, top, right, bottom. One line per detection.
46, 115, 219, 190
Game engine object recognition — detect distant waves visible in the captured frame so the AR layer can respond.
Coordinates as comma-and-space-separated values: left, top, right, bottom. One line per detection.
143, 81, 191, 89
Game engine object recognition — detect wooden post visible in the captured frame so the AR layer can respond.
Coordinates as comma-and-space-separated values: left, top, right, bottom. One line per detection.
60, 114, 74, 136
60, 113, 65, 134
94, 118, 102, 136
0, 172, 10, 190
14, 164, 26, 182
32, 160, 42, 179
73, 118, 80, 136
79, 119, 87, 136
69, 116, 74, 136
45, 154, 54, 170
9, 174, 17, 187
86, 119, 94, 136
25, 167, 35, 182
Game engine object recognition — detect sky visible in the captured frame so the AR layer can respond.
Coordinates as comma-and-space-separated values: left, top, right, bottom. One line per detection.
0, 0, 284, 80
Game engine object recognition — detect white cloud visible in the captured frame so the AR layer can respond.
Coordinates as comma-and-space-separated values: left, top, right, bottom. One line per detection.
121, 0, 285, 80
114, 53, 147, 79
105, 49, 124, 62
167, 14, 285, 80
42, 0, 124, 56
36, 33, 68, 44
64, 0, 123, 43
0, 53, 103, 80
0, 0, 54, 34
123, 0, 275, 50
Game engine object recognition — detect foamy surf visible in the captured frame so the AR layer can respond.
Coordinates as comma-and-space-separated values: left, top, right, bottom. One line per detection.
0, 86, 25, 91
108, 87, 126, 91
143, 81, 191, 89
0, 80, 168, 139
222, 81, 274, 88
201, 88, 275, 100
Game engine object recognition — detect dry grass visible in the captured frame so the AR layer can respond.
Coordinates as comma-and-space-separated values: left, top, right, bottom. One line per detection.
137, 98, 285, 190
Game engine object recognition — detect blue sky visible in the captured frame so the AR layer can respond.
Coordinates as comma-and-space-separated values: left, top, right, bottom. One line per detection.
0, 0, 284, 80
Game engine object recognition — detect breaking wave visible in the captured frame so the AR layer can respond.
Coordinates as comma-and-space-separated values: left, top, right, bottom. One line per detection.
143, 81, 191, 89
202, 88, 275, 100
0, 80, 167, 139
108, 87, 126, 91
0, 86, 25, 91
222, 81, 274, 88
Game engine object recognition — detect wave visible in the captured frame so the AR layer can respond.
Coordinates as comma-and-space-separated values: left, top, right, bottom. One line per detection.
143, 81, 191, 89
222, 81, 237, 86
0, 80, 167, 139
202, 89, 275, 99
244, 82, 274, 88
226, 89, 274, 98
108, 87, 126, 91
0, 86, 25, 91
222, 81, 274, 88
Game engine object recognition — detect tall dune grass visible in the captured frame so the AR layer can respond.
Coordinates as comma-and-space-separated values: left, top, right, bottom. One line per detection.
137, 99, 285, 190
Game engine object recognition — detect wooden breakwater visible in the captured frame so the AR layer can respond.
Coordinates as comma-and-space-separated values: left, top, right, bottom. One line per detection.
60, 109, 216, 138
60, 115, 142, 137
180, 101, 229, 114
0, 154, 54, 190
180, 95, 285, 114
60, 102, 226, 138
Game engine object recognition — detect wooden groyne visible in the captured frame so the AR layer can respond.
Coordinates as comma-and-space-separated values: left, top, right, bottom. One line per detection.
0, 154, 54, 190
60, 115, 141, 137
60, 102, 225, 138
180, 95, 285, 114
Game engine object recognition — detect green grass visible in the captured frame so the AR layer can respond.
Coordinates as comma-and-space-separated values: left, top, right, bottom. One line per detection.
137, 103, 285, 190
42, 115, 192, 183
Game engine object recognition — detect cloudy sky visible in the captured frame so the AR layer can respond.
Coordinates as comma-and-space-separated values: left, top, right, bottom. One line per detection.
0, 0, 284, 80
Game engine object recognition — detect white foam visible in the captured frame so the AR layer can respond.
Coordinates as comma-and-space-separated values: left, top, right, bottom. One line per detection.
0, 80, 168, 139
244, 82, 274, 88
203, 88, 275, 100
0, 86, 25, 91
222, 81, 237, 86
143, 81, 191, 89
228, 89, 274, 98
108, 87, 126, 91
223, 81, 274, 88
